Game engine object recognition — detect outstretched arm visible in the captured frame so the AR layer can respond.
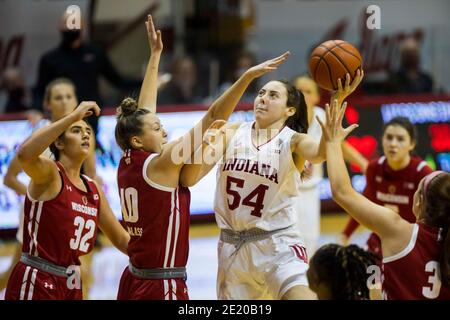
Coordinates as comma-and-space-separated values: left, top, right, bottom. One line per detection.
138, 15, 163, 113
342, 141, 368, 173
317, 99, 410, 242
3, 155, 27, 195
156, 52, 291, 170
180, 121, 239, 187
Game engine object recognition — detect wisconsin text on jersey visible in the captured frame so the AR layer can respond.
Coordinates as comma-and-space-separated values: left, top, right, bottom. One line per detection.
222, 158, 279, 183
71, 202, 98, 217
375, 191, 409, 204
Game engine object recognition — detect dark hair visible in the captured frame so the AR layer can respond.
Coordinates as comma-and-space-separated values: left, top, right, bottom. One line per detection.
382, 117, 417, 143
422, 173, 450, 286
276, 79, 309, 134
115, 97, 151, 150
49, 134, 64, 161
310, 244, 378, 300
44, 78, 76, 104
49, 119, 89, 160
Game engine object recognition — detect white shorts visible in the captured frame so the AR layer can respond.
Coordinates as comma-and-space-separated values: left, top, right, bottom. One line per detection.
217, 228, 309, 300
295, 186, 320, 257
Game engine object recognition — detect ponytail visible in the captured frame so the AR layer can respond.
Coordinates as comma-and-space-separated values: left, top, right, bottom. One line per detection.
276, 80, 309, 134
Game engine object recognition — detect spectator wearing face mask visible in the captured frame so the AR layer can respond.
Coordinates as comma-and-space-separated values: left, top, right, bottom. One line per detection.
33, 11, 140, 135
386, 37, 434, 94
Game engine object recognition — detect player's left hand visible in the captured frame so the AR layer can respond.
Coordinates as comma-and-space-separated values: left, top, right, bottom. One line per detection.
146, 15, 163, 54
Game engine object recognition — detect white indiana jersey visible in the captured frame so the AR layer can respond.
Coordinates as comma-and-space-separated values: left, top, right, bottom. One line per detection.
214, 122, 302, 231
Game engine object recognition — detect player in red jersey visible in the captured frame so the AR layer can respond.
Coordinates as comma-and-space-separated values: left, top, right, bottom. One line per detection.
340, 117, 433, 258
115, 15, 289, 300
319, 99, 450, 300
1, 79, 101, 298
5, 102, 130, 300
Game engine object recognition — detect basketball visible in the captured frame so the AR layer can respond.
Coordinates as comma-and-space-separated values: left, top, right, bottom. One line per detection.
309, 40, 363, 91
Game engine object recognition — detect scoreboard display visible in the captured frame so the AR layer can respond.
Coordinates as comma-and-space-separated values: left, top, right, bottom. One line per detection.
0, 97, 449, 231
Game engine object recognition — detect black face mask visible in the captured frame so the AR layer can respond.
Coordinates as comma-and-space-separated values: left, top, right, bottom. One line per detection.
61, 29, 81, 47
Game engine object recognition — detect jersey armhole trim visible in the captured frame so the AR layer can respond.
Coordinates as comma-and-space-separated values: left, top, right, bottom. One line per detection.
142, 153, 176, 192
26, 169, 65, 203
416, 161, 427, 172
383, 223, 419, 263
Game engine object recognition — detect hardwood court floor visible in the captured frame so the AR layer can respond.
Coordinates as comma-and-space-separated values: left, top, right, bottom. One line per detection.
0, 213, 370, 299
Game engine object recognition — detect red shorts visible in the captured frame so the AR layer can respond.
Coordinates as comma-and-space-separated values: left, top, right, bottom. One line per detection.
5, 262, 82, 300
117, 266, 189, 300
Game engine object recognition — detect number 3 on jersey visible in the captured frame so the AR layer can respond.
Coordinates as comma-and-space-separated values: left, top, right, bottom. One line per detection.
120, 187, 139, 223
226, 176, 269, 217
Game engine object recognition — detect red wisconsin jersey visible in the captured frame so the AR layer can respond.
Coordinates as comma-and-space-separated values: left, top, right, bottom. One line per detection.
364, 155, 432, 222
342, 156, 432, 239
382, 223, 450, 300
22, 161, 100, 267
118, 149, 191, 269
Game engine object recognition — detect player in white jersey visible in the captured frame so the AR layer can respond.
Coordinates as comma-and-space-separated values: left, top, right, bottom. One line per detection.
293, 76, 368, 257
181, 70, 365, 299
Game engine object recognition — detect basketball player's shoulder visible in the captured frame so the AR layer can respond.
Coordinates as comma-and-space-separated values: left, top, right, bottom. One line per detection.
409, 156, 433, 177
365, 156, 383, 175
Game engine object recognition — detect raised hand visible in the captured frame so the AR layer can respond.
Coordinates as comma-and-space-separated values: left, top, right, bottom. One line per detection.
72, 101, 101, 121
245, 51, 290, 79
316, 99, 358, 143
145, 14, 163, 54
331, 69, 364, 104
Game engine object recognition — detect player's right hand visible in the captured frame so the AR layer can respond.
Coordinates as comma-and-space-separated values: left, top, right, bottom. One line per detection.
244, 51, 290, 79
72, 101, 101, 121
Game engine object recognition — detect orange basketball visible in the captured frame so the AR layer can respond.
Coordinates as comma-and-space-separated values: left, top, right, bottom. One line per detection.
309, 40, 363, 91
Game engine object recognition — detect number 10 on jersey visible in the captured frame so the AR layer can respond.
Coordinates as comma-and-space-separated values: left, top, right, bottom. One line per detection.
120, 187, 139, 223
